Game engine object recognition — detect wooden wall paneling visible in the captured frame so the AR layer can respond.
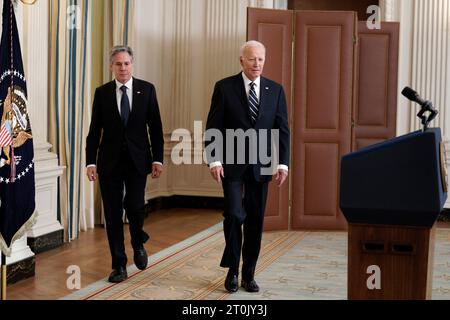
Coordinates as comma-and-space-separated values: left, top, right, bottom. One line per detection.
291, 11, 357, 230
288, 0, 379, 21
353, 22, 399, 151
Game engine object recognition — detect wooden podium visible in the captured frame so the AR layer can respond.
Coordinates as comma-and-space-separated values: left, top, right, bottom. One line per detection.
347, 223, 436, 300
340, 128, 448, 300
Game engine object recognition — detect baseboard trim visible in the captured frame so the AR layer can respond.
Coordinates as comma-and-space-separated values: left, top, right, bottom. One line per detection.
439, 208, 450, 222
6, 256, 35, 286
146, 195, 224, 215
28, 229, 64, 254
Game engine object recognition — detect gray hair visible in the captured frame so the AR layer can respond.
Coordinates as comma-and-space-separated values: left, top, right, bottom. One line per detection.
109, 45, 134, 64
239, 40, 266, 56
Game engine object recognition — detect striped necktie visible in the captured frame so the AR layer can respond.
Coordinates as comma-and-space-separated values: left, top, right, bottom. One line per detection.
248, 82, 259, 124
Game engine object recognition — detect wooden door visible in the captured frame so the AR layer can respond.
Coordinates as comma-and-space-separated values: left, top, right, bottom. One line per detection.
288, 0, 379, 20
246, 9, 399, 231
353, 22, 399, 150
247, 8, 294, 230
291, 11, 357, 230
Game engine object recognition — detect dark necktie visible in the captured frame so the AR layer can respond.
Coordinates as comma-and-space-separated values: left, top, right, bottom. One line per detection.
248, 82, 259, 124
120, 85, 130, 126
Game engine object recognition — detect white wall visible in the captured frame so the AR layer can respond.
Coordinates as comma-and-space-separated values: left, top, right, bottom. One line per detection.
384, 0, 450, 207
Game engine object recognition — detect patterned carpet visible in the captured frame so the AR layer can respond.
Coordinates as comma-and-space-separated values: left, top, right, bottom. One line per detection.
63, 223, 450, 300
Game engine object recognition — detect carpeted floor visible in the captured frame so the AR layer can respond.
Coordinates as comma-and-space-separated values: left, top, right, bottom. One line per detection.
63, 223, 450, 300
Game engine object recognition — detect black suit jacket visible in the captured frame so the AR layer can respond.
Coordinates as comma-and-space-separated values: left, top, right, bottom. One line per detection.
86, 78, 164, 176
205, 73, 290, 182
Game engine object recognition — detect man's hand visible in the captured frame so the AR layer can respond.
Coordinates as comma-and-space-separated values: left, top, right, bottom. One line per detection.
274, 168, 288, 187
151, 163, 163, 179
210, 166, 224, 183
86, 166, 97, 182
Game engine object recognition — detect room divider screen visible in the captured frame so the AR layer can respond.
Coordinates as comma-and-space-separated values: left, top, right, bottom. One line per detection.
247, 7, 399, 230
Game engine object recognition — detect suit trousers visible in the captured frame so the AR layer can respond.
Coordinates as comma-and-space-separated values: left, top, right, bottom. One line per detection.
220, 166, 269, 281
99, 148, 149, 269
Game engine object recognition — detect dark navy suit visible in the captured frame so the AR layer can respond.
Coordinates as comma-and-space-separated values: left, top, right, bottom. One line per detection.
205, 73, 290, 280
86, 78, 164, 269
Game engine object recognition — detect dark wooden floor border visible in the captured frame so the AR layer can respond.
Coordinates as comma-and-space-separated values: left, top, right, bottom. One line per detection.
145, 196, 224, 216
145, 197, 450, 220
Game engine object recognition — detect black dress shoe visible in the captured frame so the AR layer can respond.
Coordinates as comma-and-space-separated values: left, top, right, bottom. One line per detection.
134, 245, 148, 270
108, 266, 128, 283
241, 279, 260, 292
224, 272, 238, 293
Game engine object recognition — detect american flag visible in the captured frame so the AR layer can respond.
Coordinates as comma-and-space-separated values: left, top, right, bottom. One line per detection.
0, 123, 12, 147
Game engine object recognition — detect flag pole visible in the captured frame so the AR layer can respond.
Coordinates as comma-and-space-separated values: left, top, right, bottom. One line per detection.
1, 0, 11, 300
1, 252, 6, 300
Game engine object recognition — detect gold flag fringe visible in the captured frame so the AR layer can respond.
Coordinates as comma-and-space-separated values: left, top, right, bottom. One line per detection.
0, 210, 37, 257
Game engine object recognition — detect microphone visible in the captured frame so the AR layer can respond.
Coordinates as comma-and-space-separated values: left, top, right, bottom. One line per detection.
401, 86, 427, 106
401, 86, 438, 131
